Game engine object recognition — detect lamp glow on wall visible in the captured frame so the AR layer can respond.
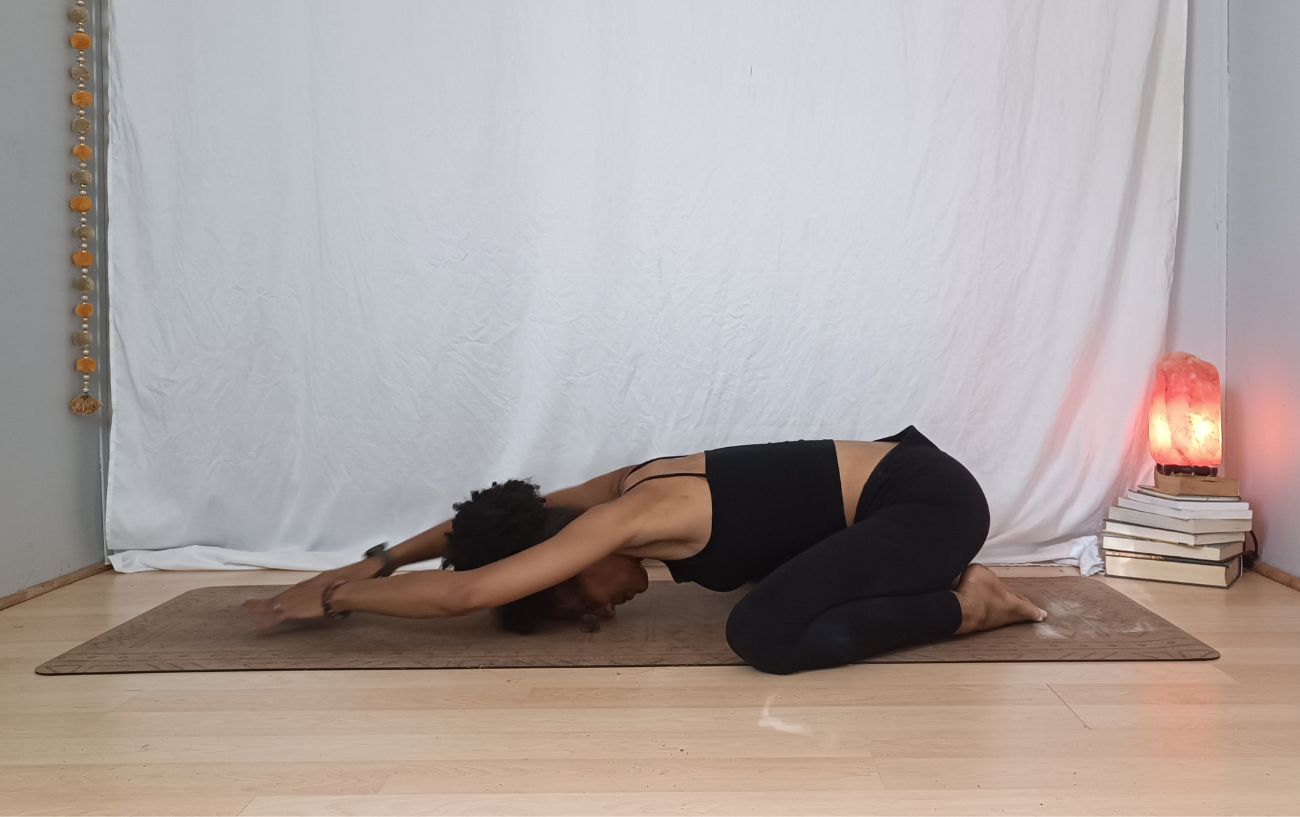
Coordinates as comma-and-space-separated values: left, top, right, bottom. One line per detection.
1148, 351, 1222, 477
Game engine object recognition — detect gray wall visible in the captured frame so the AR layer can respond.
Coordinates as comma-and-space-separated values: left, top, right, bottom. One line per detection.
1227, 0, 1300, 577
0, 0, 107, 597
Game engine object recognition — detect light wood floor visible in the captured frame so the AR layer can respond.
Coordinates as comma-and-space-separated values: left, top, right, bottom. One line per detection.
3, 564, 1299, 816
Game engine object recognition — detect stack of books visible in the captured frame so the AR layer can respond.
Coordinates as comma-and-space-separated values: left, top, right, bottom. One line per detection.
1102, 483, 1250, 588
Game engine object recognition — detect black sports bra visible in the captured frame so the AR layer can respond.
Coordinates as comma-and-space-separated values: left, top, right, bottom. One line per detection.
614, 430, 933, 591
617, 440, 845, 591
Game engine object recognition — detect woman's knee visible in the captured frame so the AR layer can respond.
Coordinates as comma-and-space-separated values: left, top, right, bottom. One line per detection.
725, 596, 804, 675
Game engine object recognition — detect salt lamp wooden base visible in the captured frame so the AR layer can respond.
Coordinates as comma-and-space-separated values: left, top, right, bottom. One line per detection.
1154, 471, 1240, 498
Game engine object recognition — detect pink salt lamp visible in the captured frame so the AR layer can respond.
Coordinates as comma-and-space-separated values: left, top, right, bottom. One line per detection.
1148, 351, 1223, 475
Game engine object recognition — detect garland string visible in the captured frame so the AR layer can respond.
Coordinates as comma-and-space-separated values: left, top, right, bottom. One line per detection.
68, 0, 101, 416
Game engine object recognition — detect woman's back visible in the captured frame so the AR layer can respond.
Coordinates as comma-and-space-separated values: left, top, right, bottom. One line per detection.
615, 437, 903, 590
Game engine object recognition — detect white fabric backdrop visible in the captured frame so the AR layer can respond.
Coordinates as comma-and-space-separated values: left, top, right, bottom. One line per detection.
104, 0, 1187, 574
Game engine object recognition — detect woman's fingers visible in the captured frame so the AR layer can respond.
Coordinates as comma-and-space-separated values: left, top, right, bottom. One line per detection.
240, 597, 285, 630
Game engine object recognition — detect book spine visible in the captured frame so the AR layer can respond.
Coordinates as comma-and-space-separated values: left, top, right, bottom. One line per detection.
1117, 497, 1252, 520
1103, 553, 1241, 588
1153, 472, 1241, 497
1125, 491, 1250, 512
1100, 535, 1238, 561
1135, 487, 1242, 503
1103, 549, 1221, 566
1108, 507, 1252, 534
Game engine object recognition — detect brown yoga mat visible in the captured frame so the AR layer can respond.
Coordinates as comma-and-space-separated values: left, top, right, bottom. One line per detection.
35, 577, 1216, 675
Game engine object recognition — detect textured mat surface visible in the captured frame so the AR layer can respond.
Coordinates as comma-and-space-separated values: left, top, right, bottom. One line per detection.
35, 577, 1217, 674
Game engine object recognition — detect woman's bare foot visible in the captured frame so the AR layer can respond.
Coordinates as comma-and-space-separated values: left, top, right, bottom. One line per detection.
952, 564, 1047, 636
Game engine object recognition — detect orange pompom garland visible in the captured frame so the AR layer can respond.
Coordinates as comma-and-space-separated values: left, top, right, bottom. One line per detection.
69, 1, 102, 416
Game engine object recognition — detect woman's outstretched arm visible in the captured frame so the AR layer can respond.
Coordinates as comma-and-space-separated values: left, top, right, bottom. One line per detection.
328, 497, 641, 619
257, 464, 637, 623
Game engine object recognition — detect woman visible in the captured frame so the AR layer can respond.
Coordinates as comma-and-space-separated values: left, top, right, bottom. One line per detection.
242, 426, 1047, 674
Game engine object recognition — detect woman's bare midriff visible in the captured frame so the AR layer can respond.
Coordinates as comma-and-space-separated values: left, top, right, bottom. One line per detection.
615, 440, 899, 562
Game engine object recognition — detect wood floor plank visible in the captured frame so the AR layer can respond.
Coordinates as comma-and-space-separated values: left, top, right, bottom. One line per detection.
0, 762, 390, 797
1213, 661, 1300, 685
0, 732, 891, 766
861, 727, 1300, 758
104, 682, 1062, 712
0, 796, 251, 817
1065, 703, 1300, 730
237, 788, 1300, 817
1049, 680, 1300, 705
0, 687, 137, 713
378, 757, 883, 795
0, 702, 1085, 741
873, 755, 1300, 790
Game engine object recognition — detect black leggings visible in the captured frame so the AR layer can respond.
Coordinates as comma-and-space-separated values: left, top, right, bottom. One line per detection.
724, 433, 990, 675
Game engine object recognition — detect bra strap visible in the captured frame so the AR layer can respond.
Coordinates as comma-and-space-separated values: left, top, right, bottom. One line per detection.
625, 454, 688, 478
620, 454, 690, 493
623, 472, 707, 493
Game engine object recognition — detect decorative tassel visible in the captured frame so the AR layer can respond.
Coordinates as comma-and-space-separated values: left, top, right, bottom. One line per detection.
69, 394, 102, 415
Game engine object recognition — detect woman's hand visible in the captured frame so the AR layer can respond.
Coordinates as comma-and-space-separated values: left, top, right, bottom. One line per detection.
288, 557, 387, 596
241, 581, 333, 630
242, 557, 385, 630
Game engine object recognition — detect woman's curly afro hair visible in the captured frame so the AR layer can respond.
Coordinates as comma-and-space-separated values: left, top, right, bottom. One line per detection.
442, 478, 581, 634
